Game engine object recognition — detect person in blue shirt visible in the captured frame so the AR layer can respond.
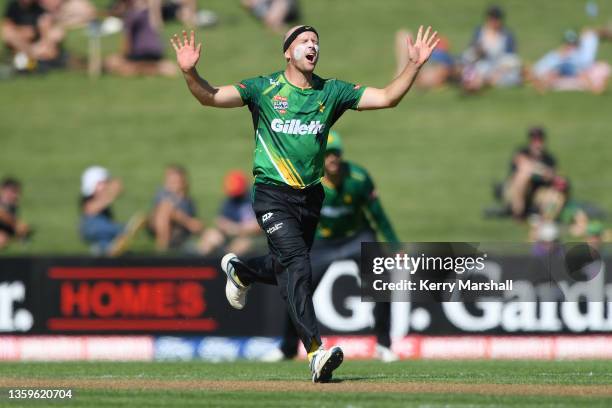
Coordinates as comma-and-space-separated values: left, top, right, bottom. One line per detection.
199, 170, 262, 256
530, 29, 610, 94
460, 5, 522, 92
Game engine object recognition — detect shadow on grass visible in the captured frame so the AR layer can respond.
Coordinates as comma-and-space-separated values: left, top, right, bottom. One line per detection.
328, 375, 388, 383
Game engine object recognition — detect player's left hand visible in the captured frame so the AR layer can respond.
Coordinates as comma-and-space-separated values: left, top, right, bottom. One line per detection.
406, 25, 439, 68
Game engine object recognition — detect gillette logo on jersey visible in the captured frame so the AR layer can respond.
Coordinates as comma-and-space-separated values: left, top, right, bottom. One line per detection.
270, 119, 325, 135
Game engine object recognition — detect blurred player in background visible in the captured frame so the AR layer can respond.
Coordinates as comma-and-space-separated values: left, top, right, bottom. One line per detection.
170, 24, 438, 382
261, 131, 400, 363
0, 177, 32, 249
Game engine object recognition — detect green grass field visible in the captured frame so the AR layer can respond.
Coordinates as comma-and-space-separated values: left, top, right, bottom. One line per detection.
1, 0, 612, 253
1, 360, 611, 407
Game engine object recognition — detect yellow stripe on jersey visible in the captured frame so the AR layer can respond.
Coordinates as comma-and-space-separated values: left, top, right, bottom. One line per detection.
285, 158, 306, 187
279, 158, 304, 188
257, 131, 291, 185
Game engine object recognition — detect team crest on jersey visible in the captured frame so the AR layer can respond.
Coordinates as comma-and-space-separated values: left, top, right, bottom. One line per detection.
273, 95, 289, 114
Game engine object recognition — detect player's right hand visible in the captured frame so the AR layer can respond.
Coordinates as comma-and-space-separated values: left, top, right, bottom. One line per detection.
170, 30, 202, 73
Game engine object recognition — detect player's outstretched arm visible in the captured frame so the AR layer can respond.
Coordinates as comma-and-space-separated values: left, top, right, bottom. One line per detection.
358, 26, 439, 110
170, 30, 244, 108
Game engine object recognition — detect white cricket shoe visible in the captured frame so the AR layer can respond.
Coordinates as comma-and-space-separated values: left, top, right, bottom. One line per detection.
375, 343, 399, 362
259, 348, 286, 362
221, 253, 250, 310
310, 346, 344, 383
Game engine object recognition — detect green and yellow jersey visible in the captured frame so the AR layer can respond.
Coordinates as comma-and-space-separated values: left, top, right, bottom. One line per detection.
316, 161, 399, 243
235, 71, 365, 189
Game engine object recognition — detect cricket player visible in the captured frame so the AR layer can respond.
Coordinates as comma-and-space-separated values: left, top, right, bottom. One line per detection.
261, 130, 401, 363
170, 24, 438, 382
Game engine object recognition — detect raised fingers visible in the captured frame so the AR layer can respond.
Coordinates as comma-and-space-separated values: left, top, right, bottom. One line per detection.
415, 25, 423, 44
190, 30, 195, 47
427, 31, 438, 48
431, 38, 440, 51
182, 30, 189, 47
422, 26, 431, 44
170, 34, 181, 51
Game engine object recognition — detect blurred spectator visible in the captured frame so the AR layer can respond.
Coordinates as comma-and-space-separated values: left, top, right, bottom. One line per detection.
558, 197, 591, 238
531, 221, 561, 257
529, 29, 610, 94
79, 166, 145, 256
396, 30, 455, 90
105, 0, 176, 77
504, 127, 556, 219
160, 0, 217, 28
242, 0, 300, 33
199, 170, 261, 256
461, 5, 522, 92
540, 177, 592, 239
532, 175, 570, 222
40, 0, 96, 29
2, 0, 67, 72
586, 221, 604, 252
530, 176, 610, 243
579, 221, 606, 281
148, 164, 203, 251
584, 221, 612, 252
0, 177, 32, 249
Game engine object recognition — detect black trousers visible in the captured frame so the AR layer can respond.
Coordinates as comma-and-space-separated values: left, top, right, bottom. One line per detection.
278, 229, 392, 358
232, 183, 325, 351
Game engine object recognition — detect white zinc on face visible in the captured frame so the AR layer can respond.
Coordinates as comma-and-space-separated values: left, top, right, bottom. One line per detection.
292, 43, 319, 61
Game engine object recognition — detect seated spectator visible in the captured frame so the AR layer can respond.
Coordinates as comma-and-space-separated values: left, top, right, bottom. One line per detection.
461, 5, 522, 92
39, 0, 96, 29
504, 127, 556, 219
79, 166, 145, 256
242, 0, 300, 33
396, 30, 455, 90
199, 170, 261, 256
110, 0, 215, 28
529, 29, 610, 94
160, 0, 217, 28
532, 175, 570, 222
0, 177, 32, 250
105, 0, 176, 77
148, 164, 203, 251
2, 0, 67, 72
